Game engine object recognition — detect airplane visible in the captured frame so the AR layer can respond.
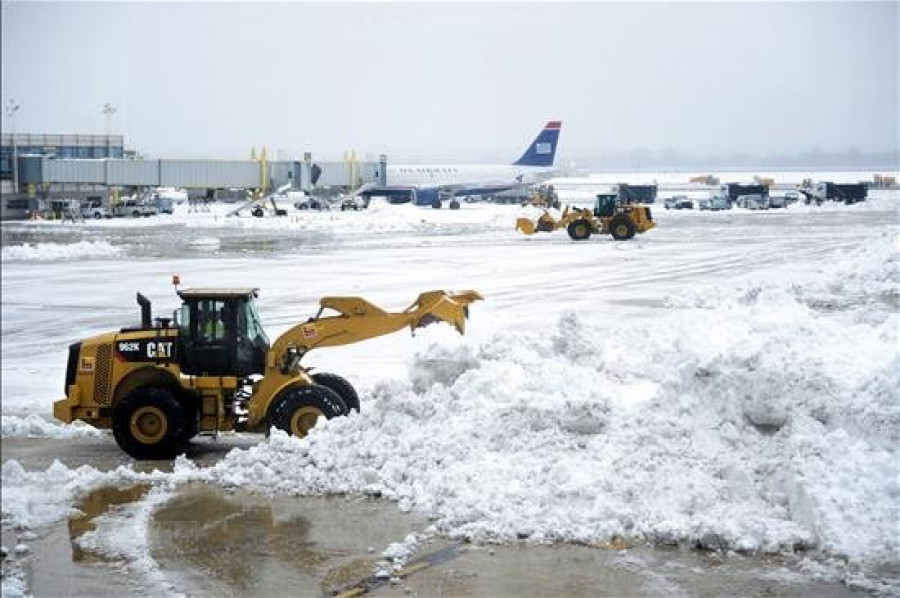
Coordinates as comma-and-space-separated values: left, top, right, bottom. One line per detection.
359, 121, 563, 207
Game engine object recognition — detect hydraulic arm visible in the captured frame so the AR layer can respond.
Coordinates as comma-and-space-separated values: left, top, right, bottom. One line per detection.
268, 290, 483, 374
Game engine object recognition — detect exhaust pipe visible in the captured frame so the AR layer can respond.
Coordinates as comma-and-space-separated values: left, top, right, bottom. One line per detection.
136, 293, 152, 328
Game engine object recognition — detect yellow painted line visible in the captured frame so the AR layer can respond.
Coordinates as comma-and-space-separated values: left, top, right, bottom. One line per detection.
397, 561, 429, 577
333, 588, 367, 598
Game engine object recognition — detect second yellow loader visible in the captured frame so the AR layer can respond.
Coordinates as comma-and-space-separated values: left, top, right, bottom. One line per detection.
516, 193, 655, 241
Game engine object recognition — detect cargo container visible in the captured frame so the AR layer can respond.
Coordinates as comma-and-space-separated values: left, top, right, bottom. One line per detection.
616, 183, 657, 204
815, 182, 868, 204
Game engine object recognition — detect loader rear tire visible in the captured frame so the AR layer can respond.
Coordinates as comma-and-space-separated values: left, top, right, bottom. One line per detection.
268, 384, 347, 439
112, 387, 185, 460
610, 215, 636, 241
312, 372, 360, 413
567, 219, 592, 241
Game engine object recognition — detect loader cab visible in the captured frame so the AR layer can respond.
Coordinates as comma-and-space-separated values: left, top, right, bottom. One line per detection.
175, 288, 270, 377
594, 193, 618, 218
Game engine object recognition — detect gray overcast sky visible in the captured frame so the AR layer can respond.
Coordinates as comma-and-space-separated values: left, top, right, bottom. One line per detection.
2, 1, 897, 164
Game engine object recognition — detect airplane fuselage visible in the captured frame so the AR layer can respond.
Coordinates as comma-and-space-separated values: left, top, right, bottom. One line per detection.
387, 164, 556, 188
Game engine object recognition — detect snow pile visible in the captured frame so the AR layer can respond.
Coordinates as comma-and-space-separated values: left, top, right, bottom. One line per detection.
171, 230, 895, 567
0, 460, 174, 531
795, 229, 899, 318
667, 230, 899, 322
2, 460, 102, 529
1, 414, 106, 439
1, 240, 121, 262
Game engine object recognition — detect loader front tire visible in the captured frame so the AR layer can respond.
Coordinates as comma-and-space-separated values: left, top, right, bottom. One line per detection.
112, 387, 185, 460
312, 372, 360, 413
268, 384, 347, 439
567, 219, 592, 241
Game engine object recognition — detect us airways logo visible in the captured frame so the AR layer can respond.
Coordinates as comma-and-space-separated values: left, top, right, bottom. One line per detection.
116, 339, 176, 362
536, 142, 552, 155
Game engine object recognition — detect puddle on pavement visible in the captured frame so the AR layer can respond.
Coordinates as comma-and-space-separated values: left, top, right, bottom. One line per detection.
150, 484, 429, 597
68, 484, 151, 563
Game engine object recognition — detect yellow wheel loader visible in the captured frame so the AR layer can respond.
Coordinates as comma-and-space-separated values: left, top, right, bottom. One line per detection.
516, 193, 655, 241
522, 184, 561, 210
53, 286, 482, 459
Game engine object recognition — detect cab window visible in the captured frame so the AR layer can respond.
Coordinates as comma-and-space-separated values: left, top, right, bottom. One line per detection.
243, 300, 269, 346
197, 299, 228, 343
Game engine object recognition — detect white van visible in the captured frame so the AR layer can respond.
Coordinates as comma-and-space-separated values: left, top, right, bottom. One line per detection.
736, 194, 769, 210
80, 197, 110, 219
113, 198, 158, 218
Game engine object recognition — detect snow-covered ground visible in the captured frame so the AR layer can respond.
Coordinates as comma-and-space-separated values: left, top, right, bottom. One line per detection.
2, 181, 898, 595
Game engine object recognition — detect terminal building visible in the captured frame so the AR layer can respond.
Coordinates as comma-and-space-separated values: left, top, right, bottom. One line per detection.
1, 132, 125, 166
1, 132, 384, 219
1, 133, 127, 218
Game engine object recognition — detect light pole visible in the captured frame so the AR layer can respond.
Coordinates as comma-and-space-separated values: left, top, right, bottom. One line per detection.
304, 152, 312, 192
5, 99, 20, 192
102, 103, 116, 157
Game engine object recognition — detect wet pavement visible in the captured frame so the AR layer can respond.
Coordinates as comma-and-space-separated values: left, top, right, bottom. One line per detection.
1, 433, 261, 473
151, 485, 428, 597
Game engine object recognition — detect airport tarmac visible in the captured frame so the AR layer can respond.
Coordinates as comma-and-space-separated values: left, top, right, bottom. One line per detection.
3, 197, 897, 596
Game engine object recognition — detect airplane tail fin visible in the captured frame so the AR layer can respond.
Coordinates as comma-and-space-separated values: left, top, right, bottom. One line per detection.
513, 121, 562, 167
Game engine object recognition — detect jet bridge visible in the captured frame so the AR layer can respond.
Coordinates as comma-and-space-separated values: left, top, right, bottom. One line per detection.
15, 155, 381, 194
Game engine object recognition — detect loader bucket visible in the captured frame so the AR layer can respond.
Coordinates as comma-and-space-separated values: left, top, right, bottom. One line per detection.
516, 217, 537, 235
407, 290, 483, 334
